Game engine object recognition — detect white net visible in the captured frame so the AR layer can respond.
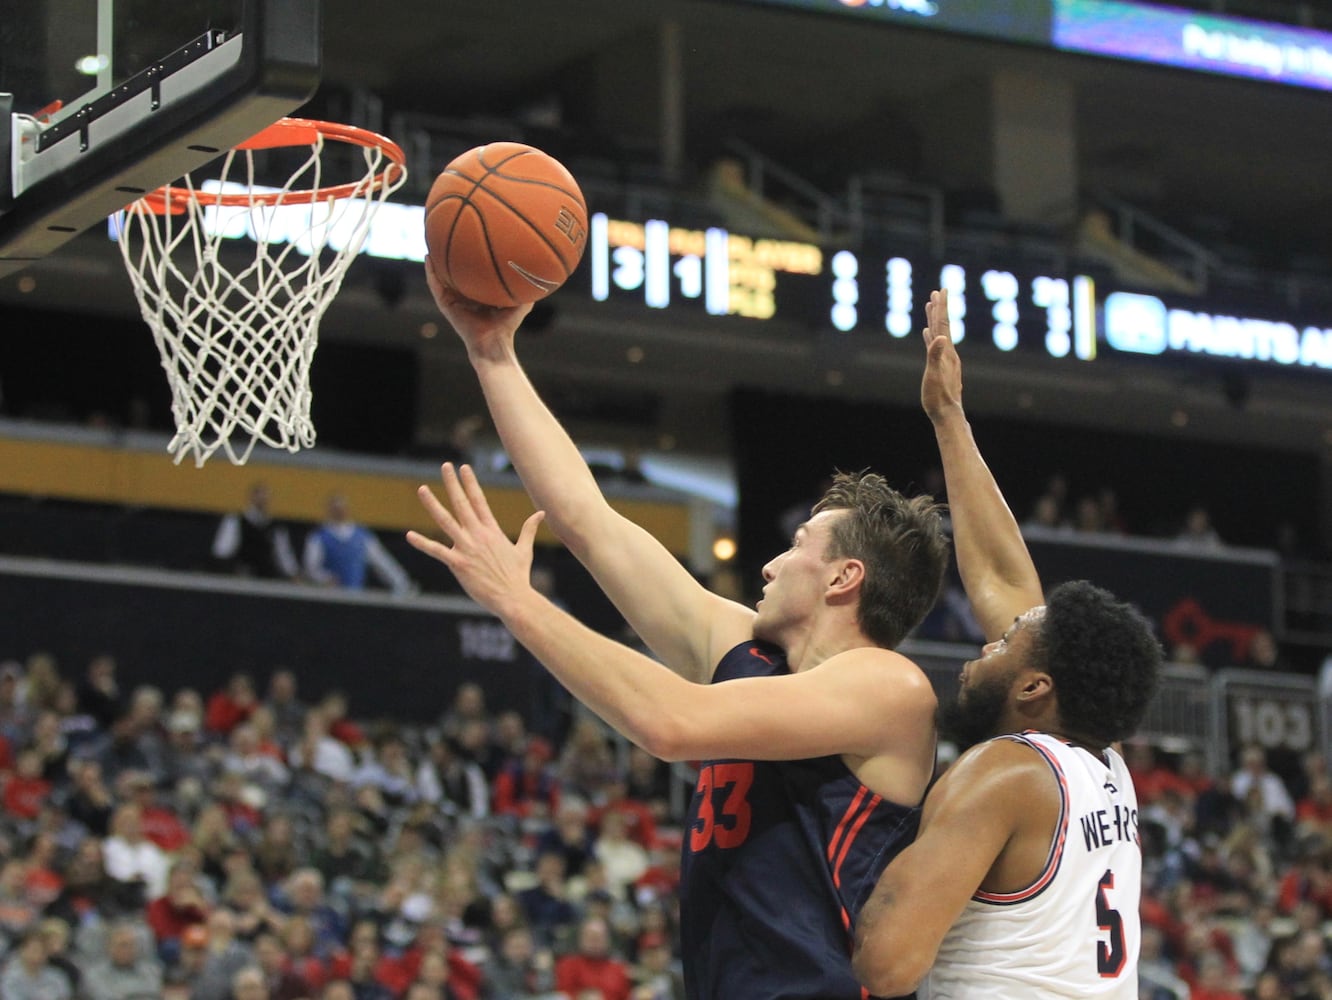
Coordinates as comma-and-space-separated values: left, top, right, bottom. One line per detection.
116, 120, 406, 466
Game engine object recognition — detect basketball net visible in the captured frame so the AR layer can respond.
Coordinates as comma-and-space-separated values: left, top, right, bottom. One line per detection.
115, 118, 407, 466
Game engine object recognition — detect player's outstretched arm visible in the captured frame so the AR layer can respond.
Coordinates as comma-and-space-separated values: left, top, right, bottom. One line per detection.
409, 465, 935, 768
426, 265, 752, 681
921, 288, 1044, 640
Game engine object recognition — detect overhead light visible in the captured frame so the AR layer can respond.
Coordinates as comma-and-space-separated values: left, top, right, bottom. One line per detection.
74, 54, 110, 75
713, 536, 737, 562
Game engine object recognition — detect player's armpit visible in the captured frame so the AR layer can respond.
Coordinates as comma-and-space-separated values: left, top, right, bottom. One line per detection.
852, 739, 1045, 997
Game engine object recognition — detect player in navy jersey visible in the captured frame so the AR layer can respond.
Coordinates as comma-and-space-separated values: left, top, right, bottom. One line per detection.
409, 263, 952, 1000
852, 290, 1163, 999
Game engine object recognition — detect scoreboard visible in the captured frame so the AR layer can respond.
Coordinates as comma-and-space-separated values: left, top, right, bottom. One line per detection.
585, 211, 1332, 373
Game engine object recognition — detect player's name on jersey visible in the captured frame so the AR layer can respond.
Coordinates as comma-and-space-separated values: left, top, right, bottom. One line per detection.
1079, 803, 1138, 851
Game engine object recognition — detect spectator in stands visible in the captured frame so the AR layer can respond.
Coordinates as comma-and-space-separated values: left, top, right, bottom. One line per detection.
1176, 505, 1225, 550
1189, 948, 1245, 1000
0, 925, 72, 999
517, 850, 578, 946
624, 746, 673, 824
492, 737, 560, 822
1096, 486, 1128, 535
212, 482, 301, 581
1070, 494, 1107, 534
242, 704, 287, 762
633, 844, 681, 911
278, 915, 330, 994
353, 732, 420, 808
310, 807, 384, 897
230, 963, 274, 1000
206, 672, 259, 738
1127, 742, 1196, 807
0, 857, 41, 946
274, 868, 346, 960
303, 493, 415, 595
21, 651, 62, 715
123, 684, 168, 771
223, 721, 291, 796
162, 706, 215, 787
123, 770, 191, 851
103, 801, 171, 900
592, 810, 649, 901
81, 920, 164, 1000
439, 682, 491, 743
488, 924, 557, 1000
288, 709, 356, 786
1231, 744, 1296, 848
558, 718, 618, 805
0, 660, 31, 745
192, 908, 256, 1000
37, 917, 82, 998
316, 690, 368, 754
535, 798, 595, 880
262, 668, 308, 752
3, 747, 53, 823
416, 732, 489, 821
1237, 629, 1292, 676
1276, 841, 1332, 919
47, 836, 141, 928
28, 709, 69, 783
252, 813, 302, 885
454, 717, 501, 780
631, 931, 686, 1000
554, 914, 633, 1000
92, 711, 158, 784
590, 775, 658, 851
146, 858, 210, 963
222, 867, 288, 945
491, 709, 530, 766
1295, 772, 1332, 842
331, 920, 395, 1000
76, 653, 123, 731
253, 930, 311, 1000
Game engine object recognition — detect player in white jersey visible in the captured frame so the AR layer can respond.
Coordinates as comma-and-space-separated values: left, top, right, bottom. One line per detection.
924, 732, 1141, 998
852, 289, 1162, 999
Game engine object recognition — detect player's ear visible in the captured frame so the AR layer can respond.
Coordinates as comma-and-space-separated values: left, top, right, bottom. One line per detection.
1015, 672, 1054, 703
827, 558, 865, 598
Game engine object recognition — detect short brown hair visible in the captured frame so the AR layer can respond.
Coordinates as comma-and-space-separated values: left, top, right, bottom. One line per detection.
812, 471, 949, 649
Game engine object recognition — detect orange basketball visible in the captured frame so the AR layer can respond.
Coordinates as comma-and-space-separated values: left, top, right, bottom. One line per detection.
424, 142, 588, 308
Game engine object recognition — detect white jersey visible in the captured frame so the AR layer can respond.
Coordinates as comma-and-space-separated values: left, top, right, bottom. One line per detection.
923, 733, 1140, 1000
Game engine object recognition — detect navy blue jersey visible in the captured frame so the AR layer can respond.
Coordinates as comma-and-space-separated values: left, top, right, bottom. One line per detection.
680, 640, 921, 1000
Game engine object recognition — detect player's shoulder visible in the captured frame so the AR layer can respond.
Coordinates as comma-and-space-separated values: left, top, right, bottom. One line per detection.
813, 646, 936, 708
819, 645, 932, 681
945, 735, 1062, 789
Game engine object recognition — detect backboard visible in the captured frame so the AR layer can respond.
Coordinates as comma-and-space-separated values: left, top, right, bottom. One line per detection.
0, 0, 321, 278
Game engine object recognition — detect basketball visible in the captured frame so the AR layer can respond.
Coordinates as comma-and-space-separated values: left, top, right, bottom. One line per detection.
424, 142, 588, 308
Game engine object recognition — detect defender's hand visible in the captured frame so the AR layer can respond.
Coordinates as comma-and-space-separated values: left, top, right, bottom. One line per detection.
921, 288, 964, 422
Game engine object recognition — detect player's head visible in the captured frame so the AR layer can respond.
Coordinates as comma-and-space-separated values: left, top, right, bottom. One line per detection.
941, 580, 1161, 750
1035, 580, 1162, 746
809, 470, 949, 649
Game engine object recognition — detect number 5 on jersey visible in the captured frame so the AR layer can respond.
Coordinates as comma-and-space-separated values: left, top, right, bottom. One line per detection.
691, 762, 754, 850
